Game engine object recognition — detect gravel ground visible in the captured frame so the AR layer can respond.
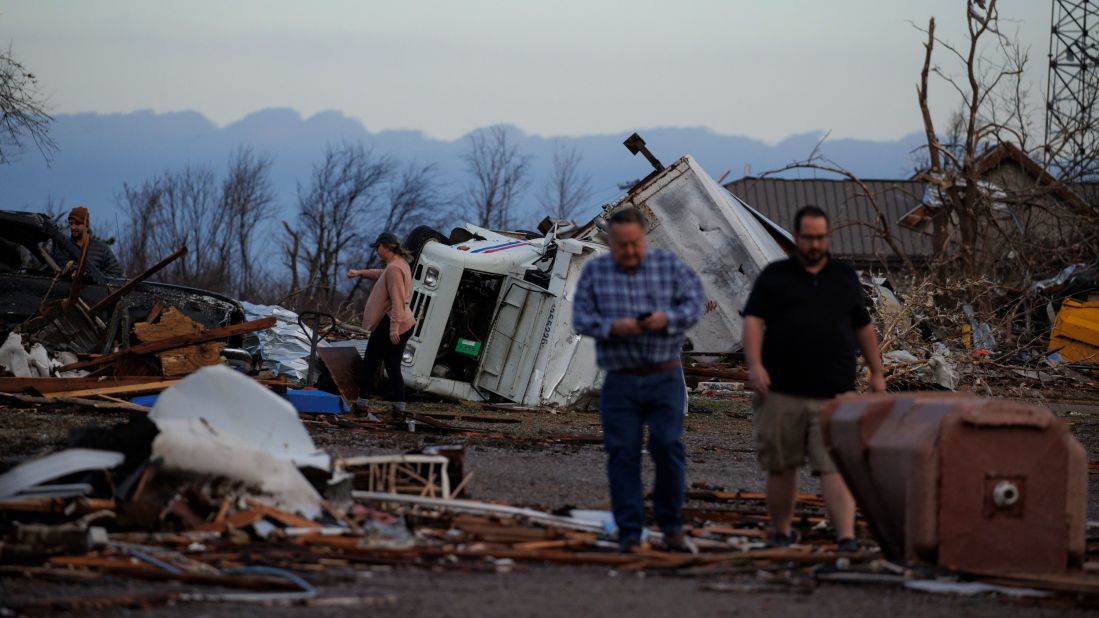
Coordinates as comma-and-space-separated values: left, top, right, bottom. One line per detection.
1, 394, 1098, 616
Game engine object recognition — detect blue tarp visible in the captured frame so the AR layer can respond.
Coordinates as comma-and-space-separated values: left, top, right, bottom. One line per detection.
131, 389, 345, 415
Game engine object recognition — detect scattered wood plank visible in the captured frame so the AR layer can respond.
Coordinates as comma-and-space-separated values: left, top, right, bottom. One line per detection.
46, 556, 302, 590
0, 497, 116, 514
58, 316, 276, 372
422, 411, 522, 424
134, 307, 224, 376
41, 380, 180, 399
0, 376, 176, 394
0, 391, 150, 413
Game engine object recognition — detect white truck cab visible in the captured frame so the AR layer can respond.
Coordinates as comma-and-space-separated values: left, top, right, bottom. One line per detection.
402, 223, 606, 408
402, 154, 789, 409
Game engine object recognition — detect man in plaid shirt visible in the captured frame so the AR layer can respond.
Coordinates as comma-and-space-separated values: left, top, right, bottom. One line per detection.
573, 206, 705, 553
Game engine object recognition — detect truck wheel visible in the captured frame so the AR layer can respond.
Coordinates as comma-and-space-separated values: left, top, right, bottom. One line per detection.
404, 226, 449, 263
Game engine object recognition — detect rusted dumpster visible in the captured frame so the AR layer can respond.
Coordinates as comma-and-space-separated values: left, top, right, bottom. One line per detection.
821, 393, 1087, 574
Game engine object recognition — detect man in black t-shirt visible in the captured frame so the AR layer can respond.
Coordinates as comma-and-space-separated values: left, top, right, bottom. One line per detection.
742, 205, 885, 551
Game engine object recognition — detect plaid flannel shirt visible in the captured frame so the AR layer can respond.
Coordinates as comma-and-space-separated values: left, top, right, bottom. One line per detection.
572, 248, 705, 371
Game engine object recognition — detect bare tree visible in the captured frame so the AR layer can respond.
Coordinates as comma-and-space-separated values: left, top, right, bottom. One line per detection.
117, 165, 232, 291
116, 150, 276, 295
282, 142, 393, 311
221, 147, 276, 299
461, 125, 531, 229
381, 161, 444, 235
909, 0, 1099, 293
0, 45, 56, 164
539, 142, 594, 221
340, 160, 447, 306
41, 194, 67, 222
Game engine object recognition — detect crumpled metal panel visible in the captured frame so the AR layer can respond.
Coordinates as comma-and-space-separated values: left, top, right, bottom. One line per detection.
241, 301, 314, 383
0, 448, 124, 500
588, 155, 788, 354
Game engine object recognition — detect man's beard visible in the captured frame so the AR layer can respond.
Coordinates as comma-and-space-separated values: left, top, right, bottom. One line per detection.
797, 248, 827, 266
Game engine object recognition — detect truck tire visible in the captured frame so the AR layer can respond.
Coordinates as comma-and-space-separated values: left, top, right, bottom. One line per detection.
404, 226, 449, 264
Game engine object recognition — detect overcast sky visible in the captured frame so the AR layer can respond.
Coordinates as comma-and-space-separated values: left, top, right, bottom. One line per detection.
3, 1, 1053, 143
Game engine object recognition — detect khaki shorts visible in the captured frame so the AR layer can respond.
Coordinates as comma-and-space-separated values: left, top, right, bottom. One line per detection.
752, 391, 836, 475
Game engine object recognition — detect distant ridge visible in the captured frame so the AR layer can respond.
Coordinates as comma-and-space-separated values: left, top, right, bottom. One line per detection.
0, 108, 926, 233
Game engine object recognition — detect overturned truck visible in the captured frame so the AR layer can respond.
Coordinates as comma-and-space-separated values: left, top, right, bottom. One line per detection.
401, 154, 788, 408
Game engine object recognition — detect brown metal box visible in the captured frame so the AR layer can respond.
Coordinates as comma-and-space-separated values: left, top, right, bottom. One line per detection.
821, 394, 1087, 574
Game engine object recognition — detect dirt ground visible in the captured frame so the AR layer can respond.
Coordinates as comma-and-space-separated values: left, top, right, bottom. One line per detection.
1, 394, 1098, 616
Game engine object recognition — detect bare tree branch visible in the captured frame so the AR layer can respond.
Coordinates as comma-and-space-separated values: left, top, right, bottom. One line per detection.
0, 45, 56, 165
461, 125, 531, 229
538, 142, 594, 221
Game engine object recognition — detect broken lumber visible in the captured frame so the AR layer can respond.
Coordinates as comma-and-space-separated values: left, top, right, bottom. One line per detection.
0, 376, 176, 394
58, 316, 276, 372
41, 380, 180, 399
351, 491, 604, 534
89, 246, 187, 315
133, 307, 223, 376
0, 391, 150, 413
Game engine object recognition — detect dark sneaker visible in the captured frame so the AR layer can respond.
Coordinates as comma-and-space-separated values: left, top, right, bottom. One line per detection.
662, 530, 699, 554
389, 405, 408, 422
619, 538, 643, 553
765, 529, 800, 548
836, 537, 859, 553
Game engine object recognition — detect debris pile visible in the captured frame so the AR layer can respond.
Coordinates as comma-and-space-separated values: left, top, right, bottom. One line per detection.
858, 268, 1098, 397
1, 369, 1097, 612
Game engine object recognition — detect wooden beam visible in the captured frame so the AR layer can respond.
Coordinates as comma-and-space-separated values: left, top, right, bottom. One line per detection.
90, 246, 187, 315
0, 391, 150, 413
0, 376, 178, 394
62, 234, 92, 311
41, 380, 180, 399
58, 316, 276, 372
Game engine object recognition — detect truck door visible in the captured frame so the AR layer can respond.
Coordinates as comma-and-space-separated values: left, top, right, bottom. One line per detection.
474, 278, 554, 402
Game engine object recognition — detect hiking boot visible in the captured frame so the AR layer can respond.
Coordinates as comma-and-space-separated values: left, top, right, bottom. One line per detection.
619, 538, 643, 553
662, 530, 699, 554
349, 399, 371, 417
765, 529, 800, 548
836, 537, 860, 553
389, 402, 408, 422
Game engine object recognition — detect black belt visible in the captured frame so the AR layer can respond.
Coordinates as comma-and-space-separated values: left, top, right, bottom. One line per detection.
614, 359, 682, 376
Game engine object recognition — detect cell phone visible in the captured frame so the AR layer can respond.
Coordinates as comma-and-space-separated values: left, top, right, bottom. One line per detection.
637, 311, 652, 321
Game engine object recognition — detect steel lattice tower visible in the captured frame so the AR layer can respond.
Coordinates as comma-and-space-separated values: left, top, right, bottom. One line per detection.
1045, 0, 1099, 177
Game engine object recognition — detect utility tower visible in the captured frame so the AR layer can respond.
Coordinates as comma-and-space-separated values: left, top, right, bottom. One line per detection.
1045, 0, 1099, 178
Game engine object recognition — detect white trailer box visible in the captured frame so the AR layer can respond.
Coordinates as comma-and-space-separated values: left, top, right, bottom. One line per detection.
581, 155, 789, 354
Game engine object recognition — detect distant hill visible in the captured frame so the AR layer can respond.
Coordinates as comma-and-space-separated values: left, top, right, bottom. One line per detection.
0, 108, 927, 234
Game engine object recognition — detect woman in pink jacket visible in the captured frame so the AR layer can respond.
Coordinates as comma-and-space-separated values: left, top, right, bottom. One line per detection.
347, 232, 417, 419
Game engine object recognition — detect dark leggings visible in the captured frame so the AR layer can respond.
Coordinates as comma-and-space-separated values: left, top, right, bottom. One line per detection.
359, 315, 414, 402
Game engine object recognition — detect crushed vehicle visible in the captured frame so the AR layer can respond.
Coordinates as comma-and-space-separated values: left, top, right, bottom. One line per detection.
0, 210, 245, 354
401, 223, 606, 408
400, 153, 788, 408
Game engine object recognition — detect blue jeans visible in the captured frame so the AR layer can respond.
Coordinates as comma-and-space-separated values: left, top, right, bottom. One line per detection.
599, 367, 687, 543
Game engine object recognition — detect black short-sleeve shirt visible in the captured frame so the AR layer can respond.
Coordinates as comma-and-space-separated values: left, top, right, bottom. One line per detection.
742, 257, 871, 398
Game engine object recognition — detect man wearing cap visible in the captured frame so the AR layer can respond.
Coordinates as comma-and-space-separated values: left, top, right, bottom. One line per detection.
51, 206, 123, 277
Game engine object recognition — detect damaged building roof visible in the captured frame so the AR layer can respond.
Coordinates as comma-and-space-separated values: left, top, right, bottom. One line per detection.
724, 177, 933, 266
